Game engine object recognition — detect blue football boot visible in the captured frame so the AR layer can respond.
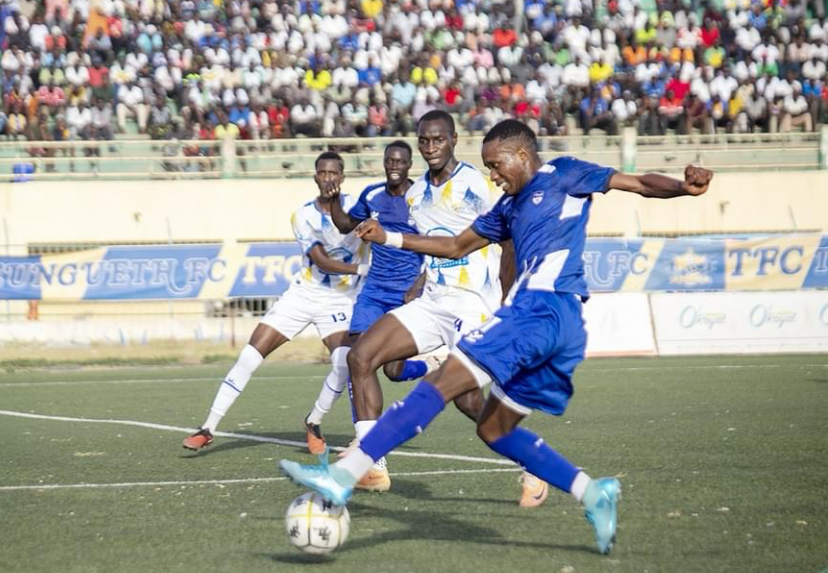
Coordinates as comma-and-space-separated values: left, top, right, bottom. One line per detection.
583, 477, 621, 555
279, 448, 354, 507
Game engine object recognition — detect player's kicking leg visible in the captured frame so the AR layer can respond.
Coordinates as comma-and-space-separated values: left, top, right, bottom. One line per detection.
473, 388, 619, 554
183, 323, 286, 450
279, 357, 477, 504
280, 353, 620, 555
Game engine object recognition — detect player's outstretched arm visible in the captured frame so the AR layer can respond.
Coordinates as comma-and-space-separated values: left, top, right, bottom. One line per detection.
308, 244, 367, 276
498, 240, 516, 303
609, 165, 713, 198
357, 220, 489, 259
323, 181, 362, 234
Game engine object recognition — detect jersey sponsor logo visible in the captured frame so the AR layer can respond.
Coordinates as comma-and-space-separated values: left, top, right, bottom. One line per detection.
324, 247, 354, 262
426, 227, 468, 269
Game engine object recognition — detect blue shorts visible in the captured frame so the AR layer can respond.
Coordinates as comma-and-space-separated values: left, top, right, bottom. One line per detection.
456, 290, 586, 415
349, 285, 407, 334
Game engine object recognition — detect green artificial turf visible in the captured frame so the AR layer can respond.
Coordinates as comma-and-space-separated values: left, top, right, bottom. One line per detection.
1, 355, 826, 573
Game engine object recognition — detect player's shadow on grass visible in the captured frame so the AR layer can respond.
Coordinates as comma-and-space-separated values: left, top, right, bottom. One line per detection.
386, 477, 518, 506
262, 499, 589, 564
179, 431, 356, 458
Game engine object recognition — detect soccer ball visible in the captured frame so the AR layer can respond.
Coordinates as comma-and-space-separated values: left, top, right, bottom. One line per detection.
285, 491, 350, 554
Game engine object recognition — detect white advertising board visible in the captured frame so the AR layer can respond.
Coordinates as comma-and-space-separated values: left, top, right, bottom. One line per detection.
651, 291, 828, 354
584, 293, 657, 356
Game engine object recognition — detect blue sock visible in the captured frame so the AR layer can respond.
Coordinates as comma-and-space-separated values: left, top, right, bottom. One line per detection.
360, 381, 446, 461
392, 360, 428, 382
488, 427, 579, 493
346, 376, 357, 424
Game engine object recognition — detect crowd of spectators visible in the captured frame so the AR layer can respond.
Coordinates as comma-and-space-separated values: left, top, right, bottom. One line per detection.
1, 0, 827, 156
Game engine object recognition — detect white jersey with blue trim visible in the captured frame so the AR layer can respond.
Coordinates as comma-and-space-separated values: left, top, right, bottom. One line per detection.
290, 194, 369, 294
406, 161, 502, 309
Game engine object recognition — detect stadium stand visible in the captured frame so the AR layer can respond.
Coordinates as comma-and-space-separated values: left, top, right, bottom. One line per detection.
1, 0, 827, 146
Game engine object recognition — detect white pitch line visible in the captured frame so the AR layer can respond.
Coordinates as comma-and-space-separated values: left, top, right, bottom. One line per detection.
0, 409, 514, 466
0, 467, 520, 492
0, 374, 325, 389
2, 363, 826, 389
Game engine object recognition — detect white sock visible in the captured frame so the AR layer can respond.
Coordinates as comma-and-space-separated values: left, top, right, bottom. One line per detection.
570, 471, 592, 502
353, 420, 385, 470
203, 344, 264, 433
306, 347, 349, 426
355, 420, 377, 441
335, 447, 376, 482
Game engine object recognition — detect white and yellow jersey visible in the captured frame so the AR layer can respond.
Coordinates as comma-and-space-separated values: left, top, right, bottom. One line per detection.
406, 162, 502, 309
291, 195, 369, 294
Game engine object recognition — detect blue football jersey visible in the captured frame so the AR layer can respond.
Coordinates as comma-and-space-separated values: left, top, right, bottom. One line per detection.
471, 157, 615, 299
350, 182, 424, 293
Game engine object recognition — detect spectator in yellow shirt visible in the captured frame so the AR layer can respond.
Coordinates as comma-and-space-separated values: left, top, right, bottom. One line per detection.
215, 113, 240, 140
589, 58, 614, 83
410, 65, 438, 86
704, 40, 726, 69
361, 0, 383, 19
305, 66, 332, 91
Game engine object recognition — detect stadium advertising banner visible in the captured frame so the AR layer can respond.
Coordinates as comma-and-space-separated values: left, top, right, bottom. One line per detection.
0, 235, 827, 301
651, 291, 828, 354
0, 243, 301, 301
586, 235, 828, 292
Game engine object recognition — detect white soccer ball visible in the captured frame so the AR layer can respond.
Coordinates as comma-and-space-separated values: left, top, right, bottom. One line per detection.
285, 491, 350, 554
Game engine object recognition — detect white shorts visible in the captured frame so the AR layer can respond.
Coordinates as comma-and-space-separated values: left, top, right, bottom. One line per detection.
260, 279, 356, 340
389, 282, 497, 354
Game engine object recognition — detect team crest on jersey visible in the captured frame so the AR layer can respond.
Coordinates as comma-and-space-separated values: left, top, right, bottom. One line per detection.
532, 190, 544, 205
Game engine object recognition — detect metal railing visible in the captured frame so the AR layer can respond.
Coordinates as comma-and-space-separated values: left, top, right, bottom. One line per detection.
1, 128, 826, 182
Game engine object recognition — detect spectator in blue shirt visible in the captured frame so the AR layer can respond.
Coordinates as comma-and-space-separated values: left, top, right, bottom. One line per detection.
580, 86, 617, 135
358, 61, 382, 87
229, 103, 251, 128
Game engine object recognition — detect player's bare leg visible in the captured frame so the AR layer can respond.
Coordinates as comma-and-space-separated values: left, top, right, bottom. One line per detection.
347, 314, 420, 422
302, 330, 359, 455
345, 313, 419, 491
349, 314, 480, 421
452, 386, 484, 422
184, 324, 287, 451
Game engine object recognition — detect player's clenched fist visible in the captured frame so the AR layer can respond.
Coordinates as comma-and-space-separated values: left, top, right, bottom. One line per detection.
683, 165, 713, 196
321, 180, 342, 198
356, 219, 387, 244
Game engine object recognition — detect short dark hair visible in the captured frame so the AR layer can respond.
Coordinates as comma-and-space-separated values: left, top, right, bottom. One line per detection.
483, 120, 538, 154
315, 151, 345, 172
385, 140, 412, 158
417, 110, 455, 135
